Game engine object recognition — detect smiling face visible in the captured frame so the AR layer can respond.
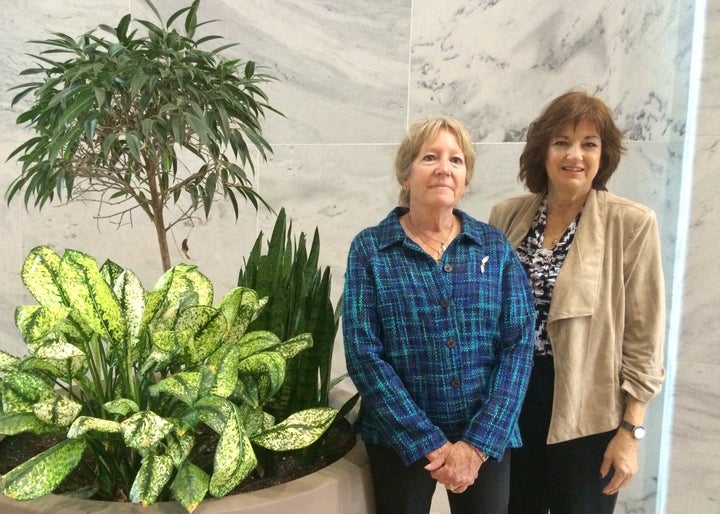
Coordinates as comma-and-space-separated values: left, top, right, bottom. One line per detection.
544, 119, 602, 198
403, 128, 467, 210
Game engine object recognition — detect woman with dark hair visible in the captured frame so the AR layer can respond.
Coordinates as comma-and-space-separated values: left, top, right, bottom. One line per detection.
489, 91, 666, 514
343, 117, 535, 514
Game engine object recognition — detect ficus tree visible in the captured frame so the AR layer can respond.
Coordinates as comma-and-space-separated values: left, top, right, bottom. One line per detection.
6, 0, 280, 271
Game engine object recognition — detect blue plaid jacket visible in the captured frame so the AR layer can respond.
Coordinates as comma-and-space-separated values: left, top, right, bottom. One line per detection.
342, 208, 534, 465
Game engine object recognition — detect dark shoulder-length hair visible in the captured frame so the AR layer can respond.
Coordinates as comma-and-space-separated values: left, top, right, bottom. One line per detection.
518, 90, 626, 193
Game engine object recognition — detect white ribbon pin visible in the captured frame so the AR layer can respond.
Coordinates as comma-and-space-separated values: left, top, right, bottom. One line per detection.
481, 255, 489, 273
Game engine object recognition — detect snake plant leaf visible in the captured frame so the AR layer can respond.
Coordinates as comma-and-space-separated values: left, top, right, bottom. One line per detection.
121, 411, 174, 452
57, 249, 125, 345
32, 395, 82, 427
20, 246, 64, 308
67, 416, 122, 438
104, 398, 140, 417
0, 412, 58, 435
0, 350, 20, 372
149, 371, 202, 406
251, 407, 337, 451
128, 452, 174, 506
14, 305, 70, 343
170, 461, 209, 513
1, 371, 55, 413
275, 332, 314, 360
0, 438, 87, 500
175, 305, 228, 364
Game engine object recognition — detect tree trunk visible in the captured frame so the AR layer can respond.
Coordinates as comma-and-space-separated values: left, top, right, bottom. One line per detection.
144, 159, 171, 272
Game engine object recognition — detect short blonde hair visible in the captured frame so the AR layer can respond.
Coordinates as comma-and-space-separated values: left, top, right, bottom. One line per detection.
395, 117, 475, 207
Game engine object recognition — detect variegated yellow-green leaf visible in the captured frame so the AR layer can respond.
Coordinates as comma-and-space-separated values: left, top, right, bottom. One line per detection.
149, 371, 202, 406
234, 330, 281, 361
165, 429, 195, 466
150, 328, 192, 352
217, 287, 265, 344
67, 416, 122, 438
0, 412, 58, 435
207, 343, 242, 398
14, 305, 69, 343
104, 398, 139, 416
57, 249, 125, 345
2, 371, 55, 412
128, 452, 174, 506
175, 306, 227, 364
22, 337, 86, 377
21, 246, 64, 308
32, 395, 82, 426
99, 258, 124, 286
237, 351, 286, 395
195, 396, 233, 434
210, 432, 256, 498
142, 264, 213, 331
0, 438, 86, 499
170, 461, 209, 513
275, 332, 313, 360
251, 407, 337, 451
235, 403, 269, 438
209, 406, 255, 497
0, 350, 20, 372
112, 269, 146, 357
121, 411, 173, 451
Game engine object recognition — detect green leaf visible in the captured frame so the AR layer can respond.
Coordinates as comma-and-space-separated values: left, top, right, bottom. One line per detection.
21, 246, 64, 308
14, 305, 70, 343
170, 461, 209, 512
149, 371, 202, 406
57, 249, 125, 344
0, 412, 58, 436
209, 406, 256, 498
121, 411, 174, 452
251, 407, 337, 451
67, 416, 122, 438
1, 371, 55, 412
0, 438, 86, 500
104, 398, 139, 417
175, 305, 227, 364
129, 453, 174, 506
0, 350, 20, 372
32, 395, 82, 427
275, 332, 314, 360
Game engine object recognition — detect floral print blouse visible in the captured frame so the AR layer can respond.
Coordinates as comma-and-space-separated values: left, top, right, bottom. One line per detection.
516, 198, 581, 356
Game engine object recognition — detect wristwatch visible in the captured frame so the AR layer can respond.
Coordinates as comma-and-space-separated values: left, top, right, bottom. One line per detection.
619, 420, 646, 440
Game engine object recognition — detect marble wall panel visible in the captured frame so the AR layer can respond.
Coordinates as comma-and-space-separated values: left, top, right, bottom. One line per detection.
0, 0, 710, 512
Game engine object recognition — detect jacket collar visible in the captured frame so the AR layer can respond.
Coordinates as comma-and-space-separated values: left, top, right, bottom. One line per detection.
548, 189, 605, 323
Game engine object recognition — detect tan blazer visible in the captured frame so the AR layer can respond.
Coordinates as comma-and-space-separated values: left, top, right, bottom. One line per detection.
489, 190, 666, 444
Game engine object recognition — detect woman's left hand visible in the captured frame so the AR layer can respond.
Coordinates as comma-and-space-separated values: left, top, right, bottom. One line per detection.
600, 430, 639, 495
425, 441, 483, 493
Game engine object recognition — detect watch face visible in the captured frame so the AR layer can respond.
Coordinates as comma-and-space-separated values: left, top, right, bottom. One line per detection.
634, 426, 646, 439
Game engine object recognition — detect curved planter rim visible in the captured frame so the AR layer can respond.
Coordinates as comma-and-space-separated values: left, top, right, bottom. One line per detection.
0, 438, 373, 514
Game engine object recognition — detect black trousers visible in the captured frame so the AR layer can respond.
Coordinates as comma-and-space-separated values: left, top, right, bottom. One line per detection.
509, 356, 618, 514
366, 442, 511, 514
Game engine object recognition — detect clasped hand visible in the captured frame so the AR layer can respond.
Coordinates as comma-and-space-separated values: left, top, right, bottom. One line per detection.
425, 441, 484, 494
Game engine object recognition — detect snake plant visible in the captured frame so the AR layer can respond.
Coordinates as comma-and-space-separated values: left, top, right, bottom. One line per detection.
0, 246, 336, 511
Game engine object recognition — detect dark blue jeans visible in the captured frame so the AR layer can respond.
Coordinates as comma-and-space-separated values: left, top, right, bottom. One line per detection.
509, 356, 618, 514
366, 442, 511, 514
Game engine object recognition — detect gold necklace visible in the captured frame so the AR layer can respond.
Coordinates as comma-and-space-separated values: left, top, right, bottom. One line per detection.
406, 216, 456, 260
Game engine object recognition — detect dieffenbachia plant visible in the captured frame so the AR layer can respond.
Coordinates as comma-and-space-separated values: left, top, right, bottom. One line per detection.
0, 246, 336, 511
